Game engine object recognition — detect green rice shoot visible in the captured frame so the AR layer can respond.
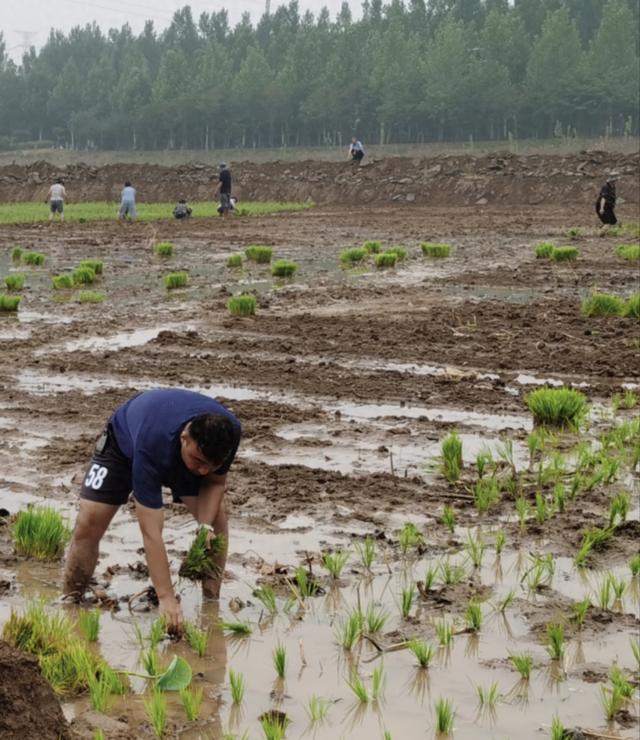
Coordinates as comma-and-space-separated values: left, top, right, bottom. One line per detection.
179, 528, 224, 581
354, 537, 376, 571
78, 608, 101, 642
52, 274, 75, 290
434, 697, 454, 734
625, 293, 640, 318
5, 274, 25, 290
253, 584, 278, 615
321, 549, 349, 578
335, 612, 363, 650
535, 242, 555, 258
155, 242, 174, 257
227, 294, 256, 316
78, 259, 104, 274
526, 387, 588, 428
400, 586, 415, 619
272, 642, 286, 679
229, 669, 245, 704
184, 622, 208, 657
509, 653, 533, 680
465, 600, 482, 632
245, 245, 272, 263
11, 246, 23, 261
546, 623, 565, 660
616, 243, 640, 260
22, 251, 46, 266
347, 671, 369, 703
442, 505, 456, 533
144, 688, 167, 739
12, 505, 72, 560
72, 266, 96, 285
306, 694, 331, 722
220, 621, 252, 635
434, 619, 453, 648
0, 294, 21, 311
363, 240, 381, 254
271, 259, 298, 277
87, 670, 111, 713
78, 291, 106, 303
440, 431, 463, 482
408, 639, 434, 668
581, 292, 626, 317
375, 252, 397, 268
180, 686, 203, 720
227, 253, 243, 268
339, 247, 366, 265
386, 246, 407, 261
550, 246, 578, 262
476, 682, 500, 708
421, 242, 451, 258
164, 271, 188, 289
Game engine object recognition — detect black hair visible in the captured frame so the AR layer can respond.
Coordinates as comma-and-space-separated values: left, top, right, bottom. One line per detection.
125, 181, 132, 187
188, 413, 237, 465
56, 178, 63, 184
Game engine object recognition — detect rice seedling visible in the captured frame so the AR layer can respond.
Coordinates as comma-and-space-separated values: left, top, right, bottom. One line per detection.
375, 252, 397, 268
476, 682, 499, 708
87, 670, 111, 712
632, 638, 640, 668
421, 242, 451, 258
407, 639, 434, 669
526, 387, 587, 429
305, 694, 331, 722
271, 259, 298, 277
625, 293, 640, 318
372, 664, 385, 700
244, 245, 272, 263
495, 589, 516, 612
465, 532, 486, 569
581, 292, 626, 317
616, 243, 640, 260
440, 431, 463, 482
180, 685, 203, 720
5, 273, 25, 290
423, 564, 438, 591
608, 573, 626, 601
552, 483, 566, 514
524, 553, 555, 591
322, 549, 349, 578
179, 527, 224, 580
551, 715, 567, 740
550, 246, 578, 262
622, 389, 637, 408
142, 648, 161, 678
78, 291, 106, 303
610, 666, 634, 699
535, 242, 555, 258
144, 688, 167, 738
363, 240, 381, 254
2, 602, 74, 657
12, 505, 71, 560
600, 684, 624, 721
227, 293, 257, 317
355, 537, 376, 571
400, 585, 416, 619
535, 493, 549, 524
473, 477, 500, 514
155, 242, 174, 256
221, 621, 252, 635
73, 266, 97, 285
515, 495, 530, 530
439, 560, 465, 586
94, 731, 105, 740
572, 598, 590, 628
260, 714, 289, 740
566, 227, 582, 240
79, 259, 103, 274
546, 623, 565, 660
595, 577, 613, 610
164, 271, 188, 289
184, 622, 208, 657
335, 611, 363, 650
273, 643, 287, 679
148, 617, 167, 649
0, 291, 20, 311
434, 619, 453, 648
23, 251, 46, 266
78, 608, 101, 642
442, 505, 456, 533
465, 600, 482, 632
510, 653, 533, 680
11, 246, 23, 261
294, 566, 320, 598
434, 697, 454, 734
575, 526, 613, 567
339, 247, 366, 265
397, 522, 424, 553
386, 246, 407, 261
494, 529, 506, 555
630, 553, 640, 577
609, 493, 630, 527
253, 584, 278, 615
52, 274, 75, 289
227, 253, 243, 267
365, 605, 388, 634
347, 671, 369, 703
229, 668, 245, 704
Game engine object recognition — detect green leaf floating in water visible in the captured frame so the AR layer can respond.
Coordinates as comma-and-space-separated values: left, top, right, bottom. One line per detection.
155, 655, 192, 691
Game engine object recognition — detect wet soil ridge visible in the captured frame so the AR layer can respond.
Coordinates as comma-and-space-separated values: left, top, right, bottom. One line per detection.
0, 151, 637, 206
0, 640, 74, 740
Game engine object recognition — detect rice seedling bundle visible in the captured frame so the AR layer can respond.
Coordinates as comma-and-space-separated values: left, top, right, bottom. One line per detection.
397, 521, 424, 553
473, 477, 500, 514
164, 271, 188, 289
321, 549, 349, 578
581, 292, 626, 317
566, 227, 582, 239
616, 244, 640, 260
421, 242, 451, 258
550, 246, 578, 262
5, 273, 25, 290
23, 251, 46, 266
535, 242, 555, 258
509, 653, 533, 680
476, 682, 499, 708
78, 608, 101, 642
272, 643, 287, 678
546, 623, 565, 660
227, 294, 256, 316
0, 294, 21, 311
355, 537, 375, 570
144, 688, 167, 738
442, 505, 456, 533
79, 259, 104, 274
408, 639, 434, 668
12, 505, 71, 560
253, 584, 278, 615
179, 527, 224, 580
52, 274, 75, 289
440, 431, 462, 482
434, 698, 454, 734
386, 246, 407, 261
184, 622, 208, 657
229, 669, 245, 704
271, 259, 298, 277
78, 291, 106, 303
625, 293, 640, 318
226, 253, 243, 267
306, 695, 330, 722
11, 246, 23, 261
339, 247, 366, 264
180, 686, 204, 720
245, 245, 272, 263
72, 266, 96, 285
375, 252, 397, 268
363, 240, 381, 254
155, 242, 174, 256
550, 716, 566, 740
526, 387, 587, 428
220, 621, 252, 635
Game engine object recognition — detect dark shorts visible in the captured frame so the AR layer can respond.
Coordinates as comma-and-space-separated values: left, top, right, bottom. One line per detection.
218, 193, 232, 213
50, 200, 64, 214
80, 425, 200, 507
595, 202, 617, 225
352, 150, 364, 161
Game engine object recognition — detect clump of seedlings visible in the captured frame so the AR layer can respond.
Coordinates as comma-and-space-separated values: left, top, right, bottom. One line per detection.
400, 585, 416, 619
421, 242, 451, 258
164, 271, 188, 289
494, 589, 516, 613
476, 682, 499, 709
87, 670, 112, 712
363, 240, 381, 254
23, 251, 46, 266
339, 247, 367, 265
321, 549, 349, 579
253, 584, 278, 615
306, 694, 331, 722
616, 243, 640, 260
574, 526, 613, 567
422, 563, 438, 591
271, 259, 298, 277
625, 293, 640, 318
509, 653, 533, 680
184, 622, 208, 657
566, 227, 582, 240
546, 623, 565, 660
12, 505, 71, 560
473, 477, 500, 515
465, 532, 486, 569
11, 246, 23, 261
5, 273, 25, 290
180, 686, 203, 720
609, 492, 629, 527
434, 697, 454, 734
397, 522, 424, 553
442, 505, 456, 533
355, 537, 376, 571
581, 292, 626, 317
335, 611, 363, 650
0, 294, 21, 311
372, 664, 385, 700
600, 684, 624, 721
408, 639, 434, 668
550, 246, 578, 262
572, 598, 590, 628
375, 252, 397, 268
245, 245, 272, 263
515, 495, 530, 530
148, 617, 167, 648
272, 643, 287, 679
526, 387, 587, 428
52, 274, 75, 290
78, 291, 106, 303
227, 294, 256, 317
155, 242, 174, 257
79, 259, 103, 274
439, 559, 465, 586
364, 605, 388, 634
523, 553, 555, 591
434, 618, 453, 648
229, 669, 245, 704
440, 431, 462, 482
72, 266, 97, 285
220, 621, 252, 635
293, 565, 320, 599
78, 608, 101, 642
631, 638, 640, 668
610, 666, 634, 700
260, 711, 290, 740
630, 553, 640, 577
387, 246, 407, 261
347, 671, 369, 703
227, 253, 243, 268
535, 242, 555, 258
144, 688, 167, 738
551, 715, 567, 740
178, 527, 224, 580
494, 530, 506, 555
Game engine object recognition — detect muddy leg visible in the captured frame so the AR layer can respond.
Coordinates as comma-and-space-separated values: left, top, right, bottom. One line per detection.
63, 499, 119, 596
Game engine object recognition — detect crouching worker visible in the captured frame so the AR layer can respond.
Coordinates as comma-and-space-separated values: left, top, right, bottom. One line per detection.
118, 181, 137, 221
173, 199, 192, 219
63, 388, 241, 634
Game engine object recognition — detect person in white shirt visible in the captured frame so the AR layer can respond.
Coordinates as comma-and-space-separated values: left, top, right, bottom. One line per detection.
47, 179, 66, 221
118, 181, 137, 221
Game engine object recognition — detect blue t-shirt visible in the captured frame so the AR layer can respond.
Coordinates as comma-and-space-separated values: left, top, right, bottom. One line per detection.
110, 388, 241, 509
121, 186, 136, 202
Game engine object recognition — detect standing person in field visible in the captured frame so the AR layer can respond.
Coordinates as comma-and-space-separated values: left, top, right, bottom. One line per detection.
215, 162, 232, 216
595, 174, 618, 235
63, 388, 241, 634
47, 178, 66, 222
348, 137, 365, 163
118, 181, 137, 221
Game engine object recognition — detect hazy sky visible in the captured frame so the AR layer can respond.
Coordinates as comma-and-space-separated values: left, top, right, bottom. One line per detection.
2, 0, 355, 62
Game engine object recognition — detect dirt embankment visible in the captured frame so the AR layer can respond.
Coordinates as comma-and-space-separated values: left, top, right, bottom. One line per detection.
0, 151, 637, 207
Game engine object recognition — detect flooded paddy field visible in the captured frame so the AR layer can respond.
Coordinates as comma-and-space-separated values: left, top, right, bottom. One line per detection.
0, 200, 638, 740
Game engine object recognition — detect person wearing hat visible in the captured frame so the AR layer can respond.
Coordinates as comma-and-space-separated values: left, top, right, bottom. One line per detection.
215, 162, 233, 216
595, 173, 618, 234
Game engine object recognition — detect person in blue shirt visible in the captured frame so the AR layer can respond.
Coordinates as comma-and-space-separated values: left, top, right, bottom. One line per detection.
63, 388, 241, 634
348, 137, 365, 162
118, 181, 137, 221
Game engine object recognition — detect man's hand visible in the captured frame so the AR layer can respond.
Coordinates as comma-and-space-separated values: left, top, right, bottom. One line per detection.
159, 594, 184, 636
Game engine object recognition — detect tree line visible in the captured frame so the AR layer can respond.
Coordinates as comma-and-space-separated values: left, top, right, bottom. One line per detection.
0, 0, 638, 151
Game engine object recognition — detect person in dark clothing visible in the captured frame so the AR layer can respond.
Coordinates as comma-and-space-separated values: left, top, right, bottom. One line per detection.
62, 388, 241, 634
595, 175, 618, 234
173, 199, 192, 219
215, 163, 232, 216
349, 137, 365, 162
